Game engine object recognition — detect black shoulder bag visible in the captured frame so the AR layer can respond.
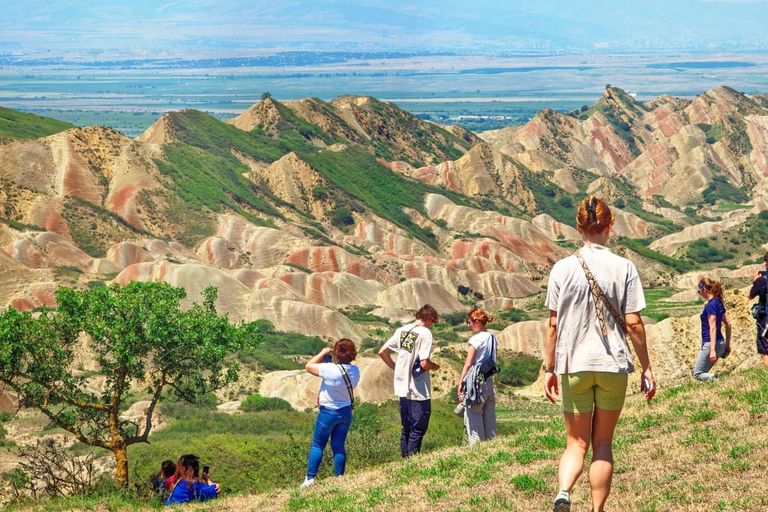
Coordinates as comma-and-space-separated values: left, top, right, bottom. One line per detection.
478, 333, 500, 379
337, 364, 355, 411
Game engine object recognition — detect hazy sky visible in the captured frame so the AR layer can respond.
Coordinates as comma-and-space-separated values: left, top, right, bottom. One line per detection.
3, 0, 768, 55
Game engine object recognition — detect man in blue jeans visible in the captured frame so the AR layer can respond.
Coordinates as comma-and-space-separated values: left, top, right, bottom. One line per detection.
379, 304, 440, 457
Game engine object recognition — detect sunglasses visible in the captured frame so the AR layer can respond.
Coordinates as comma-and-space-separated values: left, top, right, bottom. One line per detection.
697, 282, 711, 291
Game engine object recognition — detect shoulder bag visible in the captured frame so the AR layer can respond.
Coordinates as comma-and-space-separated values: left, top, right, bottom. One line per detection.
478, 333, 500, 379
576, 252, 626, 336
336, 364, 355, 411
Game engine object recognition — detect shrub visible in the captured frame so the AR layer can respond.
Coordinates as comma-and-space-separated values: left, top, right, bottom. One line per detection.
240, 394, 293, 413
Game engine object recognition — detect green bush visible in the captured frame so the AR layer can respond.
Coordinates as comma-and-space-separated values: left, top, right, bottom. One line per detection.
240, 394, 293, 413
495, 352, 543, 387
687, 239, 731, 264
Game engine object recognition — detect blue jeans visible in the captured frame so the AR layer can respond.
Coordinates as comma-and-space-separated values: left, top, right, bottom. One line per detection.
306, 406, 352, 479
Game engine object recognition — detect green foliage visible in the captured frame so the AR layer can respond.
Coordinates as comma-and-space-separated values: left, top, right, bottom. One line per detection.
702, 176, 748, 205
155, 143, 280, 228
686, 239, 731, 263
53, 265, 84, 280
0, 282, 262, 486
696, 123, 725, 144
616, 238, 693, 273
240, 394, 293, 412
0, 216, 45, 232
495, 352, 543, 387
0, 106, 73, 140
236, 322, 326, 371
329, 207, 354, 229
129, 398, 479, 494
300, 146, 444, 249
311, 185, 328, 201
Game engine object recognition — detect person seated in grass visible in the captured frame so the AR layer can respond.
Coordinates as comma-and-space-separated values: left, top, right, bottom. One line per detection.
165, 454, 220, 506
152, 459, 176, 498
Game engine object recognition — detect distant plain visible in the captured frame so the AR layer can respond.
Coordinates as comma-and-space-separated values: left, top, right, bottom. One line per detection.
2, 53, 768, 136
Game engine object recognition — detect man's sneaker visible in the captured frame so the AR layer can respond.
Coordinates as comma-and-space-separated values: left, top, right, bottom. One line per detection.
300, 477, 315, 488
553, 490, 570, 512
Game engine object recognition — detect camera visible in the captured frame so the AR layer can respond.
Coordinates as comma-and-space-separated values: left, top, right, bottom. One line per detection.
453, 403, 465, 417
759, 270, 767, 277
321, 354, 332, 363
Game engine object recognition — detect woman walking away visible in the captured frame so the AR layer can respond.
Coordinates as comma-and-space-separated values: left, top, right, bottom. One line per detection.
457, 308, 497, 445
544, 196, 656, 512
301, 338, 360, 488
165, 454, 219, 505
693, 277, 732, 381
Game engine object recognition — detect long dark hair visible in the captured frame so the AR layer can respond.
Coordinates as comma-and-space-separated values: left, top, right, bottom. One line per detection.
172, 454, 205, 490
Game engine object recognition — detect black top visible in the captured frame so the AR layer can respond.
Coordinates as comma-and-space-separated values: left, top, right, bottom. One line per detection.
750, 276, 768, 306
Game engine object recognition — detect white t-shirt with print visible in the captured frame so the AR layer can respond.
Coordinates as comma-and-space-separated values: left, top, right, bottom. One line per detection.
317, 363, 360, 409
545, 245, 646, 375
382, 323, 434, 400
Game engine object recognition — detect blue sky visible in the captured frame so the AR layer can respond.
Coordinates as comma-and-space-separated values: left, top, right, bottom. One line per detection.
2, 1, 768, 54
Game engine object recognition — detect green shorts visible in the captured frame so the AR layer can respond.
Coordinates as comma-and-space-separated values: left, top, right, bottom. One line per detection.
561, 372, 628, 414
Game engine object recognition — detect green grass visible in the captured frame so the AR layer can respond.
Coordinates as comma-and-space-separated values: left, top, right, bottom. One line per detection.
0, 106, 74, 140
617, 238, 693, 273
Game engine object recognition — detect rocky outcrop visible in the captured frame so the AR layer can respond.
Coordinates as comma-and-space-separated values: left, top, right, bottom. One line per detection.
377, 279, 464, 314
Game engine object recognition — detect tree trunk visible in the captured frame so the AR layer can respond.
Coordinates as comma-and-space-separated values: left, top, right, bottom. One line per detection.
113, 443, 129, 487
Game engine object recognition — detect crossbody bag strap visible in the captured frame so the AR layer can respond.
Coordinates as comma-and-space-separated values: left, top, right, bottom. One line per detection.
576, 252, 627, 336
336, 364, 355, 410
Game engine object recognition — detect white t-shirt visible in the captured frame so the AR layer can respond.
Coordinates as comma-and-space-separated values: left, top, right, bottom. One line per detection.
468, 331, 497, 366
545, 245, 646, 375
382, 323, 434, 400
317, 363, 360, 409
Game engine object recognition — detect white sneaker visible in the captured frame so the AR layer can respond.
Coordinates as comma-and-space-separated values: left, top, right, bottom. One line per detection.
300, 477, 315, 488
553, 490, 570, 512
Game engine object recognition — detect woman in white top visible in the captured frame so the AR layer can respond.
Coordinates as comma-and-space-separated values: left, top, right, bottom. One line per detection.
301, 338, 360, 488
544, 196, 656, 512
457, 308, 497, 445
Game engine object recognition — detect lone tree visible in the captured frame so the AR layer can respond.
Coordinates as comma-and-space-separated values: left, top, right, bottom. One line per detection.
0, 281, 261, 487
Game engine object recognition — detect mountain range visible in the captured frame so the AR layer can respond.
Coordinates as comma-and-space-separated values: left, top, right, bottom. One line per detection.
1, 85, 767, 398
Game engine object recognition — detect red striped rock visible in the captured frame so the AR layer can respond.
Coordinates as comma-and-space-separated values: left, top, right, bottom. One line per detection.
278, 271, 385, 308
285, 246, 397, 286
227, 269, 265, 288
216, 215, 305, 269
107, 242, 154, 269
145, 240, 201, 262
425, 194, 564, 266
377, 279, 464, 314
497, 319, 547, 358
531, 214, 580, 241
348, 220, 437, 257
6, 239, 52, 268
449, 240, 530, 273
247, 283, 365, 340
33, 232, 121, 274
197, 237, 240, 269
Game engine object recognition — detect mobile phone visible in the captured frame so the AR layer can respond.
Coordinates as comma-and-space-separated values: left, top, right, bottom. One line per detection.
203, 466, 209, 476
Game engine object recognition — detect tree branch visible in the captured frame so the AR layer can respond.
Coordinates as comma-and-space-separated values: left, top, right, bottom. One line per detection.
125, 374, 166, 445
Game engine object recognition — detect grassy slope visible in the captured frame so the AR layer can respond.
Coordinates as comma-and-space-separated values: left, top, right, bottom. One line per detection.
195, 367, 768, 512
15, 367, 768, 511
0, 106, 74, 139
